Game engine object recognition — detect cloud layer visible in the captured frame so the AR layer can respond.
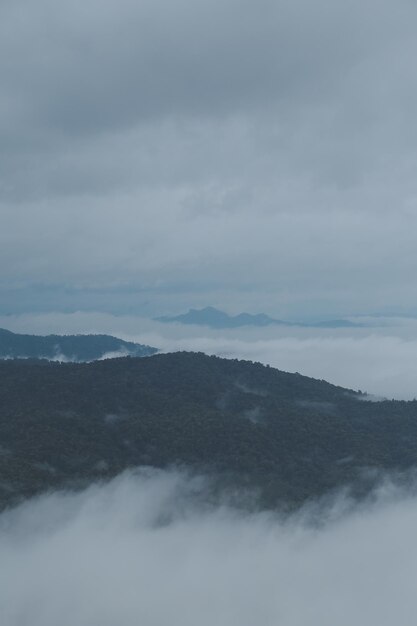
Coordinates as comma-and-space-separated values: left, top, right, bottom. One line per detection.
3, 311, 417, 399
2, 0, 417, 316
1, 469, 417, 626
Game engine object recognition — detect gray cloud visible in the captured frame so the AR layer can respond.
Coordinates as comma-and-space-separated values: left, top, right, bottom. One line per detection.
0, 0, 382, 131
1, 469, 417, 626
2, 0, 417, 316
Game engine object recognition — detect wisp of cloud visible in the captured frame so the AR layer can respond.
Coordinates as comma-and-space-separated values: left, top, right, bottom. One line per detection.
1, 469, 417, 626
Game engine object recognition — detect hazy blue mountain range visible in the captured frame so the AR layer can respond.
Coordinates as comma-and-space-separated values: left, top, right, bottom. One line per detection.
155, 307, 362, 329
1, 351, 416, 512
0, 328, 157, 362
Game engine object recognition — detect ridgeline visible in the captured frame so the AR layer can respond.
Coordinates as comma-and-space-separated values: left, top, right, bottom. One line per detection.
1, 352, 416, 510
0, 328, 157, 361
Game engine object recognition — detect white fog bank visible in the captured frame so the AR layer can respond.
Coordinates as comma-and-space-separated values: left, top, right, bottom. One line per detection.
3, 311, 417, 398
1, 469, 417, 626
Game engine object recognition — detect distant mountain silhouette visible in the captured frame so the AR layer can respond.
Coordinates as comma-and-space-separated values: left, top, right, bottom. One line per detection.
155, 307, 362, 329
0, 328, 157, 362
155, 306, 286, 328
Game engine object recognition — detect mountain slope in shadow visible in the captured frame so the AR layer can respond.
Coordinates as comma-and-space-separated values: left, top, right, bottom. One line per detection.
0, 352, 414, 510
0, 328, 157, 362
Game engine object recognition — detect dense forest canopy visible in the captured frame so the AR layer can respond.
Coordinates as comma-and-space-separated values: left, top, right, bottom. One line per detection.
0, 328, 157, 361
1, 352, 417, 510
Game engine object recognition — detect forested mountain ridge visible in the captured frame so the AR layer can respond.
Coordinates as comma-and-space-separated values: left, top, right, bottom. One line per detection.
1, 352, 417, 511
0, 328, 157, 361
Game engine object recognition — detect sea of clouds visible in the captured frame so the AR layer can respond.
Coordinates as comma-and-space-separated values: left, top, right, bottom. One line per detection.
2, 311, 417, 399
1, 468, 417, 626
2, 313, 417, 625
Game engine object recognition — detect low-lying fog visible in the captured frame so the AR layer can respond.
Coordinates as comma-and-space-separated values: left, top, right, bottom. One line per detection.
1, 469, 416, 626
3, 311, 417, 399
2, 313, 416, 623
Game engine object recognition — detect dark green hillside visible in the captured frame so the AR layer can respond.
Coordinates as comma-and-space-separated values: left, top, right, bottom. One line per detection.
1, 352, 417, 510
0, 328, 157, 361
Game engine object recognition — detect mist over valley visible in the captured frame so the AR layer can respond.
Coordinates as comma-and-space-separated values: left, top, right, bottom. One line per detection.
3, 469, 417, 626
3, 0, 417, 620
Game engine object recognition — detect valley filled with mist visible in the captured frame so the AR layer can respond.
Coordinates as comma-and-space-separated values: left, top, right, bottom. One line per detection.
3, 326, 417, 626
3, 0, 417, 621
3, 468, 417, 626
2, 334, 417, 624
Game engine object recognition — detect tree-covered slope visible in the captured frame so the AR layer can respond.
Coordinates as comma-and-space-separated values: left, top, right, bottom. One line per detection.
0, 328, 157, 361
1, 352, 417, 510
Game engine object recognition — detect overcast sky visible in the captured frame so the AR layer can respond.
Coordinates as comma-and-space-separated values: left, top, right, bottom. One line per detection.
2, 0, 417, 318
